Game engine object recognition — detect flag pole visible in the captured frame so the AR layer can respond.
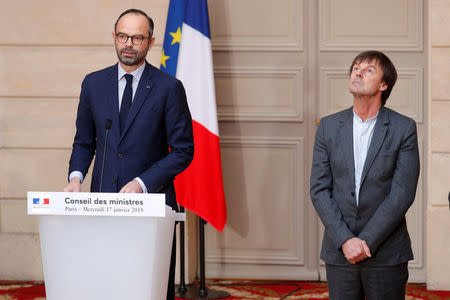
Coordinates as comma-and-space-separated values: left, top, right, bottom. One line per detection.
198, 217, 207, 296
175, 216, 230, 299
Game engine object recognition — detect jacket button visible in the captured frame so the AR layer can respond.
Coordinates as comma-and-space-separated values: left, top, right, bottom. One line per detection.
118, 153, 124, 158
351, 191, 355, 197
112, 178, 116, 183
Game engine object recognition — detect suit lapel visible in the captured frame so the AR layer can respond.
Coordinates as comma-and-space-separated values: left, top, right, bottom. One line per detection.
340, 108, 355, 188
108, 64, 121, 142
360, 106, 389, 186
120, 62, 155, 142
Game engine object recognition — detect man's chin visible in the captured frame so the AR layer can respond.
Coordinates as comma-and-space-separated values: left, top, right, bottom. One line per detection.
119, 58, 143, 67
349, 86, 363, 94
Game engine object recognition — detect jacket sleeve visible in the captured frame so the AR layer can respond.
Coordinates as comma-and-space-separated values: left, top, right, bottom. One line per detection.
138, 79, 194, 192
310, 120, 355, 249
68, 77, 96, 179
358, 119, 420, 253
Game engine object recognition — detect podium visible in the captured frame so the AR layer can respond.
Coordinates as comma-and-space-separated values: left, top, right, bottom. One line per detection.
27, 191, 184, 300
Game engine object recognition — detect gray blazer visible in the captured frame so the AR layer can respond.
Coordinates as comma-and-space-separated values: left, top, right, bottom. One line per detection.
310, 106, 420, 266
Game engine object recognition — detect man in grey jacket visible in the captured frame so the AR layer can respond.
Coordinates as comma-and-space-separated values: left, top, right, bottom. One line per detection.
310, 50, 420, 300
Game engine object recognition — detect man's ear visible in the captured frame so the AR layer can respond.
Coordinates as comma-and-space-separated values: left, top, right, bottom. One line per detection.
380, 82, 388, 92
148, 37, 156, 50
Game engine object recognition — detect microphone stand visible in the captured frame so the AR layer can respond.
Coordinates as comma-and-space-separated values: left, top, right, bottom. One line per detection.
99, 119, 111, 192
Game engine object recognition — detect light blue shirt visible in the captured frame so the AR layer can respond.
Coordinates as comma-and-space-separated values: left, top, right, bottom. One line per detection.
353, 110, 378, 205
69, 63, 148, 193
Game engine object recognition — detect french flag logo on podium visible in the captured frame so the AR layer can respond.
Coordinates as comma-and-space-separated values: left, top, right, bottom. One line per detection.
33, 198, 40, 208
33, 197, 50, 208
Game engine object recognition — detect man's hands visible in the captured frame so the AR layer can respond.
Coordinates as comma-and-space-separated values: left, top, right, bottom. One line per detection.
63, 177, 142, 193
342, 237, 371, 264
63, 177, 81, 192
119, 180, 143, 193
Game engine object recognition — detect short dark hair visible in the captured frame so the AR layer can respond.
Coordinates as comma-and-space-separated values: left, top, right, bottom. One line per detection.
349, 50, 398, 106
114, 9, 154, 39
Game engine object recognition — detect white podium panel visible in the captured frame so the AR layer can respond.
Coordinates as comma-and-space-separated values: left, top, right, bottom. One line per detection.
28, 192, 184, 300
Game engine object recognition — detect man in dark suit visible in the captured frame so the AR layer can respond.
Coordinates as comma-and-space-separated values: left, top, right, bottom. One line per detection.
63, 9, 194, 300
310, 50, 420, 299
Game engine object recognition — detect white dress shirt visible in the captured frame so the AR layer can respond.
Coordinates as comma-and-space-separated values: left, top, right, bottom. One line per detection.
117, 62, 145, 109
353, 110, 378, 206
69, 63, 148, 193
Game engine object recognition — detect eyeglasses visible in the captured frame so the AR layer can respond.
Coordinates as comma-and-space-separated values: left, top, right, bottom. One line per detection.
115, 32, 149, 45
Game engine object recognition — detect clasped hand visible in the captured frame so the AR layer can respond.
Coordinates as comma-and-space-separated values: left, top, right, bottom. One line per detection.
342, 237, 371, 264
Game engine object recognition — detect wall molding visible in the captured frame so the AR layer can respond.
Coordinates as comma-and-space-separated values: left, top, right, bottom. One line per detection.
206, 136, 306, 266
319, 0, 423, 51
210, 0, 305, 52
215, 66, 305, 122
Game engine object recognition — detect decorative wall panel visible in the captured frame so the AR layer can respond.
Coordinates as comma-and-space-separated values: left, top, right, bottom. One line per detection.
209, 0, 304, 51
319, 0, 423, 51
206, 137, 305, 266
215, 67, 304, 122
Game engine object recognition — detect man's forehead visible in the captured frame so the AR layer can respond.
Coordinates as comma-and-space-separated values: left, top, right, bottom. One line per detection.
116, 13, 148, 29
353, 59, 380, 68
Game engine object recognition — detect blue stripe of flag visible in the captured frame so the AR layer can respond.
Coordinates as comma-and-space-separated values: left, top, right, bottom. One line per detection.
160, 0, 185, 76
184, 0, 211, 39
161, 0, 212, 75
33, 198, 40, 204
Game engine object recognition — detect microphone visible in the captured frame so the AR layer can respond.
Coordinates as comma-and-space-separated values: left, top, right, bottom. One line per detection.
99, 119, 112, 192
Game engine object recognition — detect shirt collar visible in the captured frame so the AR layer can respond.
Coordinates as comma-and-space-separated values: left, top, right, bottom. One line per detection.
117, 61, 146, 82
353, 109, 379, 123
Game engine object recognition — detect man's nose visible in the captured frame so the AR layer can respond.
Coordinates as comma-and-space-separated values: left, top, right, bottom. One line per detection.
125, 37, 134, 47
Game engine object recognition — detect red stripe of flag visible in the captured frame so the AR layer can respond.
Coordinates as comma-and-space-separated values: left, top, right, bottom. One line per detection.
175, 121, 227, 231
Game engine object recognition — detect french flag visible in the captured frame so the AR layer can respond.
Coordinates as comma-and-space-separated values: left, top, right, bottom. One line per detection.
161, 0, 227, 231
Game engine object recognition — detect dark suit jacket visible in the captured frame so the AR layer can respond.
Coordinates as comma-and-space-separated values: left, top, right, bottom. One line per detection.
310, 106, 420, 266
68, 62, 194, 209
